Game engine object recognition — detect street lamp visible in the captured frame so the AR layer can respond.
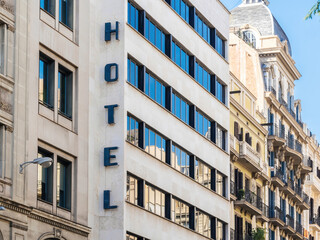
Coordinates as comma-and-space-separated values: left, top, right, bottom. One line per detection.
19, 157, 53, 174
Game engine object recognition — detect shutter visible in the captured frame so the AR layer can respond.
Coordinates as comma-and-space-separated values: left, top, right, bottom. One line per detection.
249, 136, 252, 146
245, 133, 250, 143
234, 121, 239, 139
239, 128, 244, 141
239, 172, 243, 190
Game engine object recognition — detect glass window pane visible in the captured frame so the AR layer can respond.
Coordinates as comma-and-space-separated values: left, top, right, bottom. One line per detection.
156, 28, 161, 49
150, 76, 155, 100
156, 80, 162, 104
150, 22, 155, 44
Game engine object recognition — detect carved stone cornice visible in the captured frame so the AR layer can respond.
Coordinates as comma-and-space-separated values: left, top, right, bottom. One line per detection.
0, 0, 14, 15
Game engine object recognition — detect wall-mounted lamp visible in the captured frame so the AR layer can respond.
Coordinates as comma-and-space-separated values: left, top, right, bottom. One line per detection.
230, 90, 241, 94
19, 157, 53, 174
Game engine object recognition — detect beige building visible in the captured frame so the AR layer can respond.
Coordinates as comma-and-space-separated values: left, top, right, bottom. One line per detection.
0, 0, 90, 239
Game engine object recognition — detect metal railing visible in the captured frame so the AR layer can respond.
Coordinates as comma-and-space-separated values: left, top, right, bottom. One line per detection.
286, 136, 302, 154
310, 215, 320, 226
268, 124, 285, 139
295, 140, 302, 153
286, 178, 295, 191
244, 190, 262, 211
302, 192, 310, 205
261, 202, 269, 218
267, 86, 277, 97
296, 221, 303, 235
294, 184, 302, 197
270, 206, 284, 222
244, 233, 253, 240
303, 156, 313, 169
286, 215, 294, 229
271, 166, 285, 183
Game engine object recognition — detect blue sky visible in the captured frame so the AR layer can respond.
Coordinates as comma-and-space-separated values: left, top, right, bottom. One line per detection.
221, 0, 320, 140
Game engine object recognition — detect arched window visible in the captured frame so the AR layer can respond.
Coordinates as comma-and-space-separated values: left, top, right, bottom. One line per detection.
242, 31, 256, 48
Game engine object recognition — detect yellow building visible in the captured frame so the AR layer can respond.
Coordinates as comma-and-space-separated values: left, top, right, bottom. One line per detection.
230, 72, 269, 239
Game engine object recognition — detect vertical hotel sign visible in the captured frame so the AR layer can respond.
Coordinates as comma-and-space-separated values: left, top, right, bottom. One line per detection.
103, 21, 120, 210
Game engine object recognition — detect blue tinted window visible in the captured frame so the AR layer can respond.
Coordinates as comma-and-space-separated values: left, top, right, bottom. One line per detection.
145, 72, 166, 107
216, 34, 225, 57
128, 2, 139, 30
59, 0, 73, 29
145, 126, 166, 162
170, 0, 190, 23
171, 144, 190, 176
127, 58, 139, 88
145, 17, 166, 53
195, 62, 211, 92
172, 92, 190, 124
41, 0, 55, 15
216, 80, 225, 104
195, 14, 211, 44
196, 111, 211, 139
171, 40, 190, 74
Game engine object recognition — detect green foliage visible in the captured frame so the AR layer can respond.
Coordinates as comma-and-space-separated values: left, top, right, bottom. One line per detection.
305, 0, 320, 20
251, 228, 266, 240
237, 189, 245, 200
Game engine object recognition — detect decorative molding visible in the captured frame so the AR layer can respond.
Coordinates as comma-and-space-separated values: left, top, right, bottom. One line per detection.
0, 0, 14, 15
10, 222, 28, 232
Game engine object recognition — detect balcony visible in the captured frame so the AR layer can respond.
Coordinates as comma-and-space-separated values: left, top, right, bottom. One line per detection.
306, 174, 320, 193
271, 167, 285, 188
234, 190, 263, 215
292, 184, 303, 203
280, 178, 295, 199
238, 141, 262, 173
268, 124, 286, 147
293, 221, 303, 240
230, 180, 237, 201
310, 215, 320, 232
301, 156, 313, 174
285, 137, 303, 165
230, 134, 240, 157
256, 202, 269, 223
230, 229, 235, 240
267, 86, 277, 97
296, 192, 310, 210
280, 215, 295, 234
269, 206, 285, 227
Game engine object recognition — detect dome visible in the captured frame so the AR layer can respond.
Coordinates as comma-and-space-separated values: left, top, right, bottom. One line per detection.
230, 2, 292, 56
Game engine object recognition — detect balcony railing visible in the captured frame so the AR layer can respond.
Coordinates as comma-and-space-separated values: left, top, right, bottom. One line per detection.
268, 124, 285, 139
239, 142, 261, 167
286, 215, 294, 229
267, 86, 277, 97
244, 233, 253, 240
294, 184, 302, 197
245, 190, 262, 211
296, 221, 303, 235
303, 156, 313, 169
310, 215, 320, 226
286, 136, 302, 154
271, 166, 285, 182
286, 178, 294, 191
261, 202, 269, 218
302, 192, 310, 205
270, 206, 284, 222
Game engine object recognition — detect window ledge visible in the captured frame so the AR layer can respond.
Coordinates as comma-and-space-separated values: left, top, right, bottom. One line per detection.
126, 140, 229, 202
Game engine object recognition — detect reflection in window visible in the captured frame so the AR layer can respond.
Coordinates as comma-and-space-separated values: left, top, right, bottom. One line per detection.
216, 80, 225, 104
171, 92, 190, 124
59, 0, 73, 29
215, 34, 225, 57
195, 159, 211, 189
57, 157, 71, 210
170, 0, 190, 23
171, 198, 190, 228
127, 116, 139, 146
127, 58, 139, 88
242, 31, 256, 48
58, 67, 73, 119
37, 149, 54, 203
144, 127, 166, 162
217, 220, 226, 240
195, 210, 211, 238
171, 144, 190, 176
216, 125, 226, 150
127, 2, 139, 30
195, 111, 211, 139
126, 175, 138, 205
145, 17, 166, 53
171, 40, 190, 73
144, 184, 165, 217
195, 61, 211, 92
145, 72, 166, 107
40, 0, 55, 15
216, 172, 226, 197
39, 55, 54, 108
195, 14, 210, 43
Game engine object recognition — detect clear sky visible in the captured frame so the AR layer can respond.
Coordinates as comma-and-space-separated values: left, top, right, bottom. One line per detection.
221, 0, 320, 140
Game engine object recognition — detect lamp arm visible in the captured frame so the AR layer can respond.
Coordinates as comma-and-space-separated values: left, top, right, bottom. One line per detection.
19, 161, 34, 174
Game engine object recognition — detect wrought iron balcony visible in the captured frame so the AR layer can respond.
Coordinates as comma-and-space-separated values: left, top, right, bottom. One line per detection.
310, 215, 320, 227
244, 233, 253, 240
285, 136, 303, 164
295, 221, 303, 235
269, 206, 285, 227
271, 166, 286, 187
280, 215, 295, 234
268, 124, 285, 139
257, 202, 270, 222
235, 189, 263, 215
267, 86, 277, 97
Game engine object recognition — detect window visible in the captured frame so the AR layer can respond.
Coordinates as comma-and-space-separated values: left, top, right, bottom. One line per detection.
171, 92, 190, 124
40, 0, 55, 15
217, 220, 226, 240
145, 17, 166, 53
57, 157, 71, 210
171, 40, 190, 73
144, 184, 165, 217
58, 66, 73, 119
216, 172, 226, 197
171, 144, 190, 176
37, 149, 54, 203
216, 80, 225, 104
39, 54, 54, 108
59, 0, 73, 29
126, 232, 148, 240
127, 58, 139, 88
128, 2, 139, 31
195, 14, 211, 43
171, 198, 190, 228
144, 126, 166, 162
195, 159, 211, 189
0, 23, 6, 75
216, 125, 226, 150
195, 61, 211, 92
127, 115, 139, 146
242, 31, 256, 48
170, 0, 190, 23
126, 175, 138, 205
195, 110, 211, 139
215, 34, 225, 57
195, 210, 211, 237
145, 72, 166, 107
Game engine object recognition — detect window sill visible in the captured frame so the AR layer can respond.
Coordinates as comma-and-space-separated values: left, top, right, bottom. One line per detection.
39, 102, 54, 121
126, 81, 229, 157
40, 8, 56, 29
126, 201, 213, 240
126, 140, 230, 202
